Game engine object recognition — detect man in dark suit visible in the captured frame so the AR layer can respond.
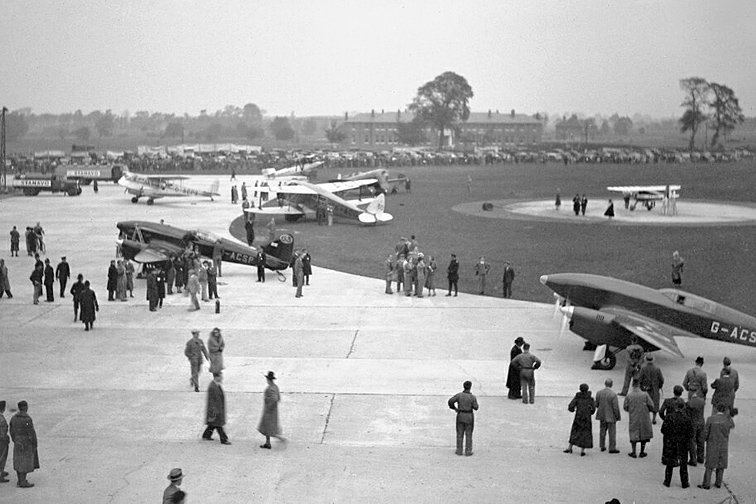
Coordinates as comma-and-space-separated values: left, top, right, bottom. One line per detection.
502, 262, 515, 298
595, 378, 621, 453
55, 256, 70, 298
43, 259, 55, 302
445, 254, 459, 297
202, 373, 231, 445
256, 250, 266, 282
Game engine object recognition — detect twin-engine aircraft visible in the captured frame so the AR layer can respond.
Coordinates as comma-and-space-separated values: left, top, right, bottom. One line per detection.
118, 170, 220, 205
540, 273, 756, 370
247, 178, 393, 225
607, 184, 680, 211
116, 220, 293, 276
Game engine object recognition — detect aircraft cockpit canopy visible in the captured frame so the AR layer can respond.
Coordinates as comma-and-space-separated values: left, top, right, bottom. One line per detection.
193, 230, 221, 243
659, 289, 717, 315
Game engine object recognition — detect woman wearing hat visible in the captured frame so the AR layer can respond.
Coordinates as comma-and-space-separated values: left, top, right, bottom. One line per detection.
639, 354, 664, 425
258, 372, 287, 449
564, 383, 596, 456
506, 337, 525, 399
207, 328, 225, 374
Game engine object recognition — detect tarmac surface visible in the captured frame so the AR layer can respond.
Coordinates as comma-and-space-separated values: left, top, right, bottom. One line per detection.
1, 178, 754, 504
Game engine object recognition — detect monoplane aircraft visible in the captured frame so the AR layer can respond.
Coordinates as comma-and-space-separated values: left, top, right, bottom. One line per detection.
339, 169, 407, 194
606, 184, 680, 211
118, 170, 220, 205
116, 220, 293, 277
247, 179, 392, 225
261, 159, 323, 179
540, 273, 756, 370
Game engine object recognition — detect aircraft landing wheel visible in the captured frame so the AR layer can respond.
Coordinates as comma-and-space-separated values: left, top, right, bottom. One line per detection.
276, 271, 286, 282
592, 354, 617, 370
131, 197, 139, 204
147, 199, 154, 206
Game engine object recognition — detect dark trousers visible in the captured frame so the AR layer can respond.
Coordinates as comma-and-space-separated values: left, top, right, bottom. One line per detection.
455, 414, 474, 455
257, 266, 265, 282
0, 439, 8, 475
448, 279, 458, 295
59, 279, 67, 297
45, 283, 54, 301
503, 282, 512, 298
203, 425, 228, 443
73, 299, 80, 320
689, 423, 705, 463
702, 467, 724, 488
208, 281, 218, 299
664, 452, 689, 487
599, 421, 617, 451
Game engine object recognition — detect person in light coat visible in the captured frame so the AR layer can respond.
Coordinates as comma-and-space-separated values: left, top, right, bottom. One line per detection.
207, 328, 225, 374
202, 373, 230, 445
698, 403, 735, 490
258, 371, 286, 449
186, 269, 200, 311
623, 378, 654, 458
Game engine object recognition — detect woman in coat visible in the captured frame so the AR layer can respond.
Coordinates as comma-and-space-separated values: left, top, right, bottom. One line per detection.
425, 255, 437, 296
257, 371, 286, 449
78, 281, 99, 331
384, 254, 394, 294
415, 254, 426, 298
564, 383, 596, 456
115, 260, 127, 301
207, 328, 225, 374
506, 337, 524, 399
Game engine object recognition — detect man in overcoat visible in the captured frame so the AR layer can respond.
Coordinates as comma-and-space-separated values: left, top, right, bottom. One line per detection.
9, 400, 39, 488
146, 269, 159, 312
710, 368, 735, 416
79, 280, 99, 331
623, 378, 654, 458
69, 274, 85, 322
620, 337, 644, 396
698, 403, 735, 490
256, 250, 266, 282
0, 259, 12, 299
107, 260, 117, 301
502, 262, 515, 298
30, 263, 43, 305
639, 354, 664, 424
185, 330, 209, 392
0, 401, 9, 483
448, 380, 479, 456
595, 378, 621, 453
258, 371, 286, 449
202, 373, 230, 445
686, 385, 706, 466
301, 249, 312, 286
43, 258, 55, 302
661, 401, 693, 488
55, 256, 70, 298
124, 258, 135, 298
293, 251, 304, 298
446, 254, 459, 297
682, 356, 707, 399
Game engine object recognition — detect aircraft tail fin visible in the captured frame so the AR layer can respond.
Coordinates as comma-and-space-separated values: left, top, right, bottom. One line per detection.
264, 233, 294, 265
209, 179, 220, 196
364, 193, 393, 223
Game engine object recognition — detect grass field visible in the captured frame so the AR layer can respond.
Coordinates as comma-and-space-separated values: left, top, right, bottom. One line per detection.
230, 160, 756, 313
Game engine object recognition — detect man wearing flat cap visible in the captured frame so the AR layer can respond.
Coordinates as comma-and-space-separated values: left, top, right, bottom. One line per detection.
683, 356, 707, 399
184, 330, 209, 392
163, 468, 184, 504
55, 256, 70, 299
639, 354, 664, 425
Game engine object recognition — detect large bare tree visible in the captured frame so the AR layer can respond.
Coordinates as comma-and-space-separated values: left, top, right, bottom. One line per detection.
678, 77, 709, 151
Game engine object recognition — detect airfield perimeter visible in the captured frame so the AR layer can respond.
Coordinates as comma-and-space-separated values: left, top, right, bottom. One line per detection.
0, 178, 754, 504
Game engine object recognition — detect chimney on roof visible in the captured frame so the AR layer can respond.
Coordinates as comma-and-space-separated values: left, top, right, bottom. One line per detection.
511, 109, 515, 118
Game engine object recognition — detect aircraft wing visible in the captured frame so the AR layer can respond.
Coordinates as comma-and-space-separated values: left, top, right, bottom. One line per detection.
600, 306, 688, 358
144, 175, 191, 181
606, 185, 681, 193
129, 240, 185, 263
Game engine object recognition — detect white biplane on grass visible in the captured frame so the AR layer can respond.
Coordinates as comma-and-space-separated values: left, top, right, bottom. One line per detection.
118, 170, 220, 205
607, 184, 680, 211
246, 178, 392, 225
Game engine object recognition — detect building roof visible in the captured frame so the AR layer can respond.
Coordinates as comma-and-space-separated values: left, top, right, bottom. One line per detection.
345, 111, 542, 125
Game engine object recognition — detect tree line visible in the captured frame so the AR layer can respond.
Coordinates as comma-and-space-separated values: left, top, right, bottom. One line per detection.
679, 77, 744, 150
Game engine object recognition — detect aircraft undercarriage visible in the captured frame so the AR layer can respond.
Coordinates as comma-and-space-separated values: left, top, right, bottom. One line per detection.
590, 344, 619, 370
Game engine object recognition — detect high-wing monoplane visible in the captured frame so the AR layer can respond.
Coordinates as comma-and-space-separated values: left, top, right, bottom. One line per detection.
118, 170, 221, 205
540, 273, 756, 370
116, 220, 293, 276
247, 179, 393, 225
607, 184, 680, 211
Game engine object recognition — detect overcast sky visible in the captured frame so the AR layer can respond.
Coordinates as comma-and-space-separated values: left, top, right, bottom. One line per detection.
2, 0, 754, 119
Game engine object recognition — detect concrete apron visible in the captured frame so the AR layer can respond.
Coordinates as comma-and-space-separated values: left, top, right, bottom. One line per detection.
0, 179, 753, 504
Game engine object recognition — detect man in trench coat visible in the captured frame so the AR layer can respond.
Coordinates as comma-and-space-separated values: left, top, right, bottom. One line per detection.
698, 403, 735, 490
202, 373, 230, 445
623, 378, 654, 458
9, 401, 39, 488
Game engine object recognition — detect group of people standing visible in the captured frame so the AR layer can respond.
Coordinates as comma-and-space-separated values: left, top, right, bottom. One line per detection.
560, 350, 739, 492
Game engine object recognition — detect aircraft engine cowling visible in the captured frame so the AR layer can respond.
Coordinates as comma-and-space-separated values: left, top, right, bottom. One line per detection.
562, 306, 632, 348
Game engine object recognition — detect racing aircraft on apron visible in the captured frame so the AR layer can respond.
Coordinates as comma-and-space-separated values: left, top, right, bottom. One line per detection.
540, 273, 756, 370
607, 184, 680, 211
117, 170, 220, 205
116, 220, 293, 279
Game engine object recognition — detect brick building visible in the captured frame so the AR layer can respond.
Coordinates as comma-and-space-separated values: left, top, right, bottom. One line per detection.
342, 109, 543, 150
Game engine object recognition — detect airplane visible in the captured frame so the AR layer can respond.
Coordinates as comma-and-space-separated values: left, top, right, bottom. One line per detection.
116, 220, 294, 278
246, 179, 393, 225
261, 159, 323, 179
606, 184, 680, 211
118, 169, 221, 205
539, 273, 756, 370
338, 169, 407, 194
